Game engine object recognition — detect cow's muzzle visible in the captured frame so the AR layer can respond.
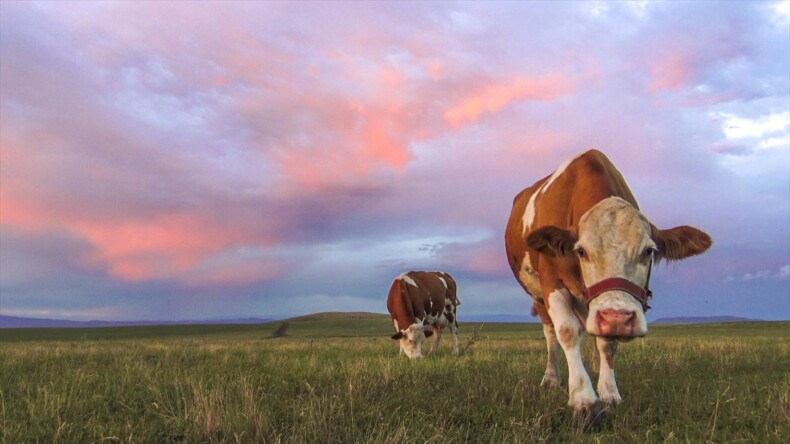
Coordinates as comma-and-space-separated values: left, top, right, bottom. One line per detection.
596, 309, 636, 337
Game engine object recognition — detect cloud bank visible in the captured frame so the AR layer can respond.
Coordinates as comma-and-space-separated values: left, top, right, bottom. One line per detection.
1, 1, 788, 321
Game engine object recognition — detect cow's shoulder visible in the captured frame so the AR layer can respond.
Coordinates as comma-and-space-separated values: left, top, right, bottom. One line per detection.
512, 175, 550, 207
409, 272, 440, 291
397, 272, 420, 289
560, 149, 619, 181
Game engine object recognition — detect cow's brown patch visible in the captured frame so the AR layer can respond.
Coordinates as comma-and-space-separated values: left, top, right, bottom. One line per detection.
558, 324, 577, 347
598, 339, 618, 368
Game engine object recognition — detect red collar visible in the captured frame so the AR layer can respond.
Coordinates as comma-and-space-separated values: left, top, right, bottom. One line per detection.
582, 277, 652, 312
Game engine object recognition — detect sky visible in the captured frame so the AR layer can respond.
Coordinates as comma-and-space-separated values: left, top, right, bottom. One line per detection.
1, 1, 788, 323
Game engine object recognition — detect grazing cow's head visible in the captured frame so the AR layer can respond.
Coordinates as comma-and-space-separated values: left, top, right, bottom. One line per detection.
391, 323, 433, 359
527, 197, 711, 339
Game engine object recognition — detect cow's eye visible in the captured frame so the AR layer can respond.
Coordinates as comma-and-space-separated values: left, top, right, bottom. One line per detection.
575, 247, 587, 259
644, 247, 657, 259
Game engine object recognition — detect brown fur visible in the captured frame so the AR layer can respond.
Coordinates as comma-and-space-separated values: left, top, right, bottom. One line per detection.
651, 225, 713, 263
505, 149, 712, 309
386, 271, 459, 335
504, 149, 712, 413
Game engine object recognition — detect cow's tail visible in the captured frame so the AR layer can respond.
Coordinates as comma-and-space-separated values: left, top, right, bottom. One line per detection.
443, 275, 460, 330
446, 275, 460, 306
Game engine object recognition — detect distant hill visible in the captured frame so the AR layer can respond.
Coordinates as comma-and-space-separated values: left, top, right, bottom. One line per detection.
652, 316, 762, 324
2, 312, 768, 329
0, 315, 273, 329
285, 312, 389, 322
465, 314, 538, 323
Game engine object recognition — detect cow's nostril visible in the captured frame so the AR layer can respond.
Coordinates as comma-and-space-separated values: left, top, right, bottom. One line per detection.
600, 309, 634, 322
597, 309, 636, 336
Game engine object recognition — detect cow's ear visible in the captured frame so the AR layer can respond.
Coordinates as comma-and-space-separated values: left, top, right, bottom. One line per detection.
526, 226, 578, 257
652, 225, 712, 261
424, 330, 434, 338
391, 332, 404, 340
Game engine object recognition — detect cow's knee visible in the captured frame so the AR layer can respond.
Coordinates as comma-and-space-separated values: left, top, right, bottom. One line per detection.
557, 323, 580, 349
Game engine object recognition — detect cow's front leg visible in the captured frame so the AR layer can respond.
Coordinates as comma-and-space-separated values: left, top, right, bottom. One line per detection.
547, 289, 599, 414
595, 336, 622, 405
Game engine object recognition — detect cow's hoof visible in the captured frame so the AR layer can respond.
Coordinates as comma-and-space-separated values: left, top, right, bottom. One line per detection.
572, 401, 607, 430
540, 374, 560, 388
600, 393, 622, 406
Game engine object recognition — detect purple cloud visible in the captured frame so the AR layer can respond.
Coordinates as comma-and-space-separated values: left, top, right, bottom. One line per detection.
1, 1, 787, 321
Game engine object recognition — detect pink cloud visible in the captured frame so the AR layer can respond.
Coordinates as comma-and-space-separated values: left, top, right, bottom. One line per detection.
269, 103, 415, 192
633, 15, 749, 95
648, 50, 696, 92
444, 74, 575, 128
2, 1, 786, 323
74, 215, 243, 281
186, 258, 287, 288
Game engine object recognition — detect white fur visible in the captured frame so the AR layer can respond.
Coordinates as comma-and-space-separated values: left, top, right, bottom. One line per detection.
400, 311, 459, 358
596, 337, 622, 405
451, 326, 459, 355
586, 293, 648, 336
522, 152, 583, 234
399, 274, 418, 288
398, 323, 428, 359
547, 289, 598, 410
544, 154, 579, 190
576, 197, 652, 336
522, 191, 540, 234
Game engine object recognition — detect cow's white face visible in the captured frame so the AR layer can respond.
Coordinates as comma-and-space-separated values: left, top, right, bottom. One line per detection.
392, 323, 431, 359
576, 197, 651, 338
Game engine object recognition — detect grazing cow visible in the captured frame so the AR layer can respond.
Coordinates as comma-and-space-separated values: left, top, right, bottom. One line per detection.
386, 271, 460, 359
505, 149, 711, 423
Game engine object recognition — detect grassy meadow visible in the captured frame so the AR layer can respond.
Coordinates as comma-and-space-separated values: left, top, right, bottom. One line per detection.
1, 315, 788, 443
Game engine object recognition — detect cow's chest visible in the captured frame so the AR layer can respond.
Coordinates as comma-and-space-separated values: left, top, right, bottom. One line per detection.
518, 254, 542, 297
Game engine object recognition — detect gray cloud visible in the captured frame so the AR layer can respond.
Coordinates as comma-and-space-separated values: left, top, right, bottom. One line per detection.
1, 1, 787, 321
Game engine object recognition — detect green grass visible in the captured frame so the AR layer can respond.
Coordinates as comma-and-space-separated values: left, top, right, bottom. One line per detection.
1, 320, 788, 443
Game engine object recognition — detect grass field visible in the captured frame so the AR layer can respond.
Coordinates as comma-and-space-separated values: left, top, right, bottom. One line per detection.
1, 316, 788, 443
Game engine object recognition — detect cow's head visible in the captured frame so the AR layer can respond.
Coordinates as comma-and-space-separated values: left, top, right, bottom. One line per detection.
391, 323, 433, 359
527, 197, 711, 339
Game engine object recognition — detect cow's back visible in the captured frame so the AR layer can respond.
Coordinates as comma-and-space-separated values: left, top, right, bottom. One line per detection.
407, 271, 448, 318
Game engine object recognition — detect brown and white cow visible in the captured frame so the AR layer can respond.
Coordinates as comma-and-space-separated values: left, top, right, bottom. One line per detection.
505, 149, 711, 422
386, 271, 460, 359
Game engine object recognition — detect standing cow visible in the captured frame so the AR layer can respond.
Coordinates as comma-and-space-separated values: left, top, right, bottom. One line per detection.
505, 149, 711, 423
386, 271, 460, 359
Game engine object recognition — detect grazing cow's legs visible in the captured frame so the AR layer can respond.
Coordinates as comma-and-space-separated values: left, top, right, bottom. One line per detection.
535, 303, 560, 388
430, 326, 443, 354
595, 336, 622, 405
547, 288, 597, 411
450, 322, 459, 355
